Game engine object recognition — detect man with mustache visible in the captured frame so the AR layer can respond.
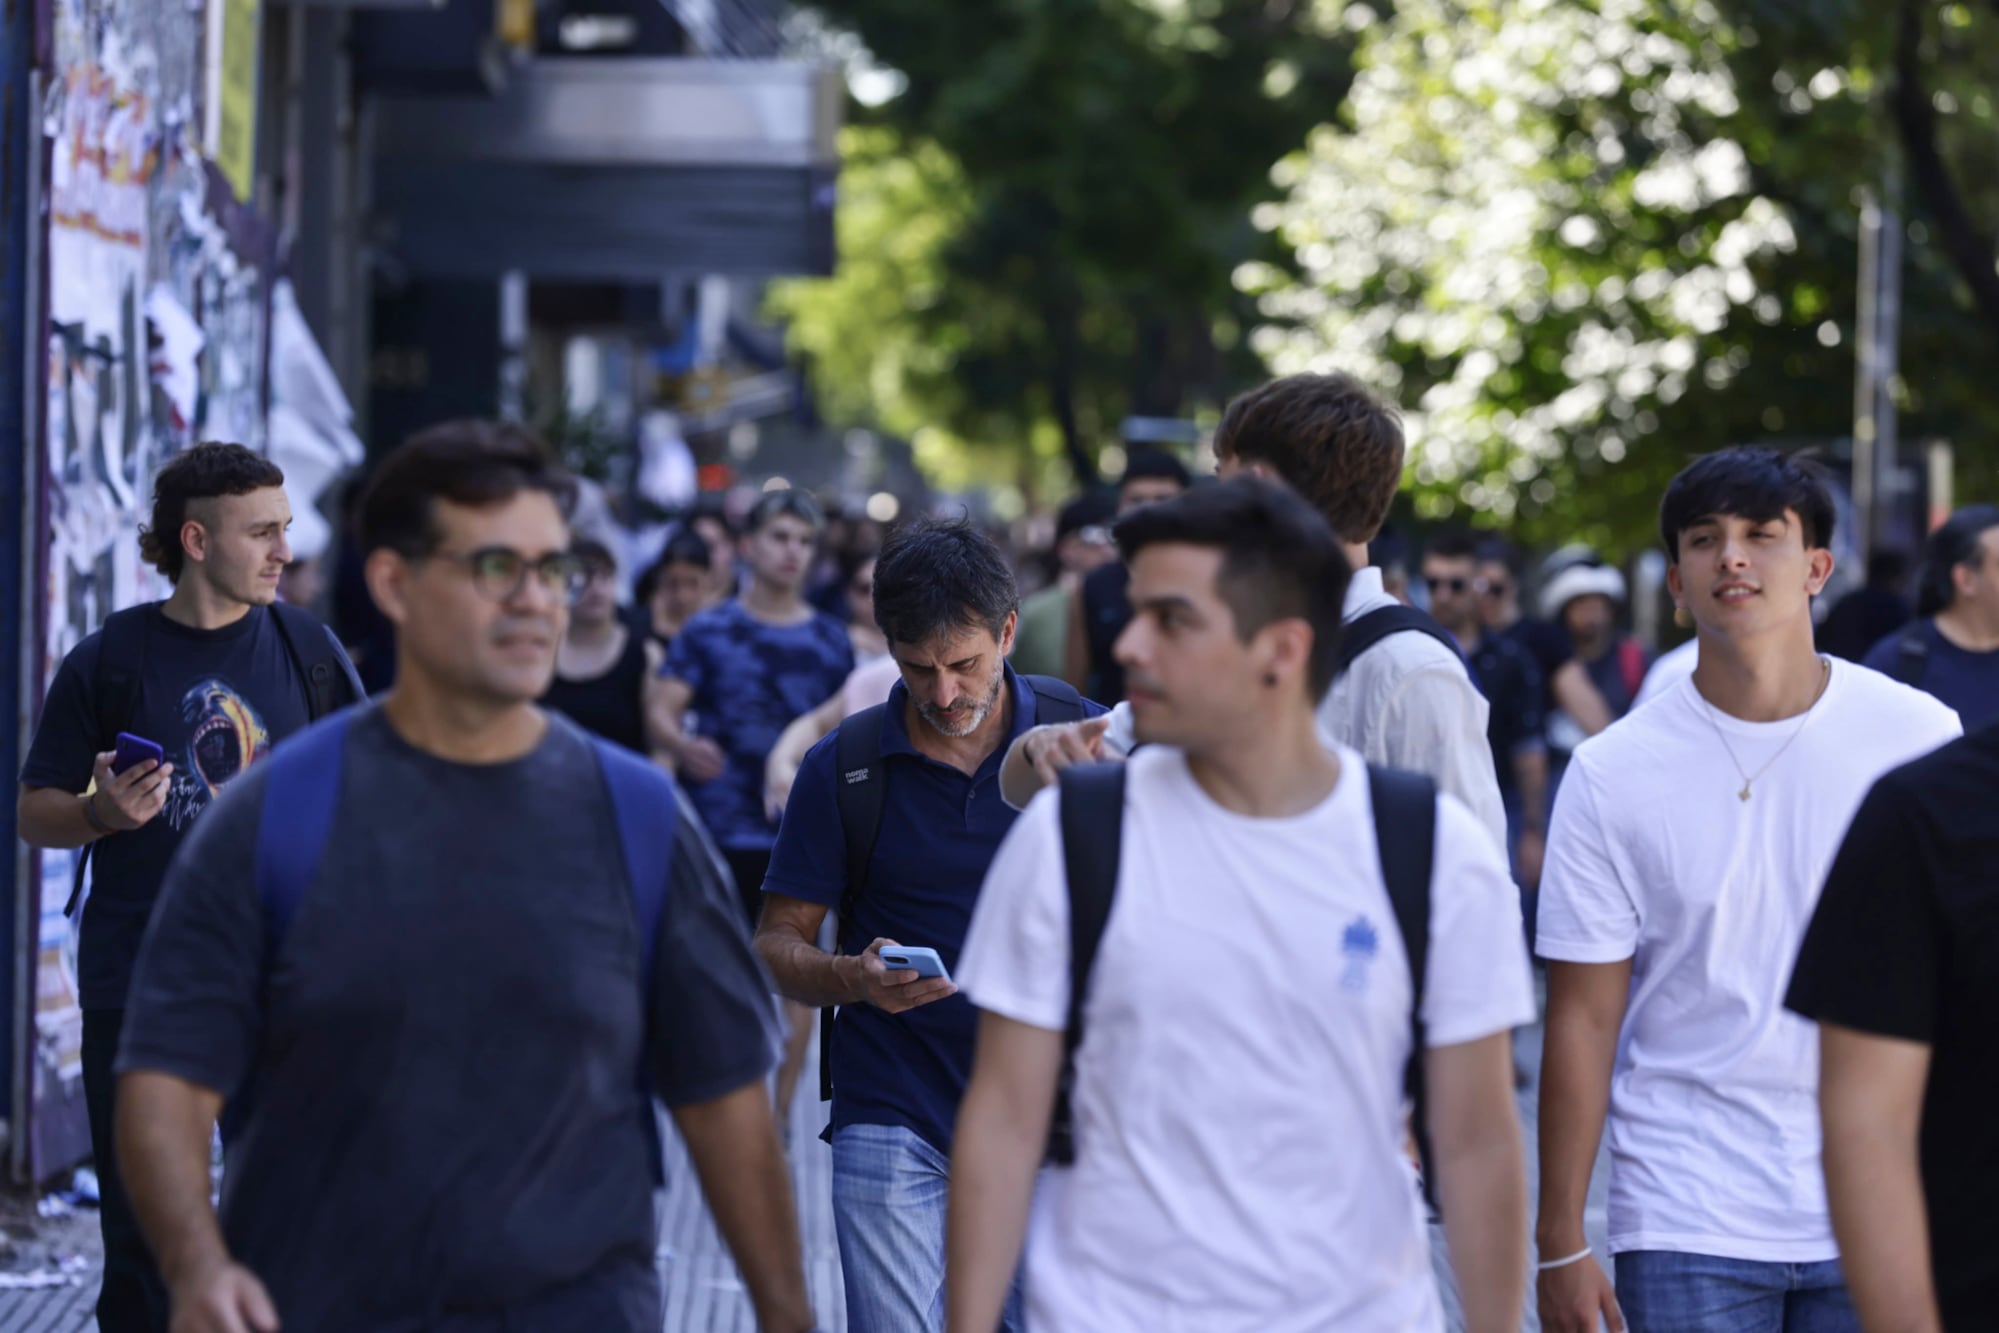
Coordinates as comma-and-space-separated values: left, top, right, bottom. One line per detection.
755, 516, 1106, 1332
17, 442, 361, 1333
112, 423, 816, 1333
1535, 448, 1961, 1333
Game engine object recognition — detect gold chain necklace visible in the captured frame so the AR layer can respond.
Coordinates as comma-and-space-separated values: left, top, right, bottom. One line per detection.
1697, 657, 1832, 802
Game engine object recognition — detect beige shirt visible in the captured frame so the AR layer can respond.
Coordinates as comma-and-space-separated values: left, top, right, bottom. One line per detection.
1100, 568, 1508, 856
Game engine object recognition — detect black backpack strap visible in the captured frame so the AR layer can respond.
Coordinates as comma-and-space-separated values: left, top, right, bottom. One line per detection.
822, 703, 890, 1101
1335, 604, 1464, 678
67, 607, 153, 919
1892, 624, 1930, 687
1047, 761, 1127, 1166
1369, 764, 1439, 1209
1022, 673, 1087, 726
269, 602, 361, 719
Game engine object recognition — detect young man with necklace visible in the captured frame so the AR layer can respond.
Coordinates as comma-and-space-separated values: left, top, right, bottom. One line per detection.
1533, 448, 1960, 1333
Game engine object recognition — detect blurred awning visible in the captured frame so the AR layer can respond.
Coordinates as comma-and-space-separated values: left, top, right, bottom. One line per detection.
373, 58, 840, 279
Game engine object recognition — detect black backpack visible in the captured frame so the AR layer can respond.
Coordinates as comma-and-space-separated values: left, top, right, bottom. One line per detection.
1049, 760, 1444, 1207
1333, 603, 1466, 676
63, 602, 362, 916
821, 675, 1089, 1100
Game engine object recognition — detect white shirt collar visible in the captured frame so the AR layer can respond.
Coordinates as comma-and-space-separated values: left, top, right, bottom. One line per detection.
1342, 566, 1400, 623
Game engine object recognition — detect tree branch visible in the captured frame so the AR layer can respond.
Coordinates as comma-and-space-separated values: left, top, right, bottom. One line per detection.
1892, 0, 1999, 338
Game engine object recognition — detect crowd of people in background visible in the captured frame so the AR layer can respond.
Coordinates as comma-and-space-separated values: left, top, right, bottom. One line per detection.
15, 367, 1999, 1333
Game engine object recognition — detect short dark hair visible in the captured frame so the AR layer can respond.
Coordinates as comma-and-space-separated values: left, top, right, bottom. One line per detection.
687, 494, 737, 538
1113, 476, 1351, 700
1120, 447, 1191, 493
360, 420, 577, 558
1214, 373, 1404, 545
1056, 489, 1117, 540
1917, 504, 1999, 616
746, 488, 826, 536
636, 530, 713, 604
1476, 536, 1524, 577
1658, 446, 1836, 560
139, 442, 286, 583
872, 515, 1018, 649
1424, 529, 1481, 562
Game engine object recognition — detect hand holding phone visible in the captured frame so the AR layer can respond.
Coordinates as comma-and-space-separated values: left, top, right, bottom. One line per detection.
878, 946, 951, 983
850, 939, 957, 1015
90, 736, 174, 834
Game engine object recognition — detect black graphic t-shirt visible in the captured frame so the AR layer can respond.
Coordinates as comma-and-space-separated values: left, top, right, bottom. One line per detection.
20, 604, 314, 1009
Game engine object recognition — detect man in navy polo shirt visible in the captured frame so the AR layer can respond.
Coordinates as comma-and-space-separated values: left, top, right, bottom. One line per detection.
755, 516, 1106, 1332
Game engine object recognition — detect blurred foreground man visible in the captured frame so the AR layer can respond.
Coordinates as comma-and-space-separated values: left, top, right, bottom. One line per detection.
949, 478, 1532, 1332
114, 423, 815, 1333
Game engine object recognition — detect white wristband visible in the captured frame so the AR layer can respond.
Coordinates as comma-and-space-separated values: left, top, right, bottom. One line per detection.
1537, 1246, 1592, 1272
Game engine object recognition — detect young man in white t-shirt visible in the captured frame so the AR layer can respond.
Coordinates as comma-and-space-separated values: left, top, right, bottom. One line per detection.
1534, 447, 1962, 1333
947, 477, 1535, 1333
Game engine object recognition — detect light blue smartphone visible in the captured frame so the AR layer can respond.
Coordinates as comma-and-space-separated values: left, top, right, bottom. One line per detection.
879, 946, 951, 982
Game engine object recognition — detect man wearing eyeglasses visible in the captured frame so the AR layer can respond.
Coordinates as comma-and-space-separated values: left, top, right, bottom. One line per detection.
111, 422, 818, 1333
1423, 531, 1549, 892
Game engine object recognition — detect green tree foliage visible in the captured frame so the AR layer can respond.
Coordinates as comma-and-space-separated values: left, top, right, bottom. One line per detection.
774, 0, 1362, 488
1249, 0, 1999, 553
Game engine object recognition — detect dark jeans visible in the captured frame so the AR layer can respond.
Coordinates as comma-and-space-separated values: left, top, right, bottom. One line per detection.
82, 1007, 171, 1333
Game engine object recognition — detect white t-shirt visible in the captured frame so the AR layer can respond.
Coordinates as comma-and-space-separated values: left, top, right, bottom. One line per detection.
1096, 568, 1508, 854
959, 744, 1535, 1332
1537, 658, 1962, 1261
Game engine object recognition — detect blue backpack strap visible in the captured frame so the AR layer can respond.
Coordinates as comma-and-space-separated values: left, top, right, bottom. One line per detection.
255, 708, 357, 958
226, 707, 356, 1143
591, 737, 679, 1184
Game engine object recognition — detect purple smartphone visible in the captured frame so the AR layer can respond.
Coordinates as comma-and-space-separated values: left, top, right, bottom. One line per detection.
112, 732, 165, 775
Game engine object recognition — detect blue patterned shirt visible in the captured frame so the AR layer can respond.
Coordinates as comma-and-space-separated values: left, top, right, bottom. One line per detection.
663, 600, 855, 850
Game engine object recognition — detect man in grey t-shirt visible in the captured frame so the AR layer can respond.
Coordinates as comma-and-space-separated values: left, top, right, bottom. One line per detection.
114, 423, 818, 1333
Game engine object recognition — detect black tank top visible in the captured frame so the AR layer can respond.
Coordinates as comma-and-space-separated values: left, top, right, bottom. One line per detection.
541, 629, 651, 754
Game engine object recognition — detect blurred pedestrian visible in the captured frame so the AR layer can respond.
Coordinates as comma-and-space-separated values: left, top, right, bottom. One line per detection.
1539, 550, 1647, 781
1862, 505, 1999, 730
1010, 491, 1117, 681
635, 529, 715, 652
542, 538, 658, 755
842, 549, 889, 664
1423, 530, 1548, 890
1535, 448, 1959, 1333
1816, 549, 1912, 662
1477, 539, 1613, 761
755, 517, 1102, 1332
1065, 448, 1191, 703
1787, 720, 1999, 1333
113, 422, 815, 1333
652, 488, 856, 1122
15, 443, 361, 1333
950, 478, 1532, 1332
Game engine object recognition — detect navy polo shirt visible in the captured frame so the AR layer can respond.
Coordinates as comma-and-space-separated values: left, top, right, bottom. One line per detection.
764, 665, 1108, 1154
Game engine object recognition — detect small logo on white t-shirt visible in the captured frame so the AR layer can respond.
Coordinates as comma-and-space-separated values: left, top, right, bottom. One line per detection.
1341, 916, 1380, 993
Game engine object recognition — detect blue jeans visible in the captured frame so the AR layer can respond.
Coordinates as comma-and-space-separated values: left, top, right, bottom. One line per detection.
1615, 1251, 1858, 1333
831, 1123, 1024, 1333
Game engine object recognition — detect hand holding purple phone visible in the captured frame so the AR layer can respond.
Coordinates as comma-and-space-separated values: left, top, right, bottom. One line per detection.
89, 733, 174, 834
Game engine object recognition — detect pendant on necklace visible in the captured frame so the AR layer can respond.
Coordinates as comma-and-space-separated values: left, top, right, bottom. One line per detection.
1739, 784, 1752, 802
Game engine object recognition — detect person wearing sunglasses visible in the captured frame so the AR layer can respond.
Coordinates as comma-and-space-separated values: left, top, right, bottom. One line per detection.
1423, 532, 1550, 892
112, 422, 817, 1333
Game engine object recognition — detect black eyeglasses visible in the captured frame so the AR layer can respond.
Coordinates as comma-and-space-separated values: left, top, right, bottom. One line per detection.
1425, 576, 1471, 595
428, 547, 589, 604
